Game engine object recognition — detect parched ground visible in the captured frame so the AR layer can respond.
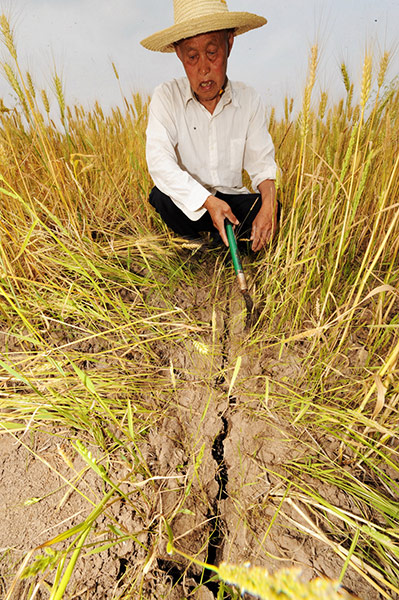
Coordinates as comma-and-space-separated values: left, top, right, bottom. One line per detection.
0, 250, 390, 600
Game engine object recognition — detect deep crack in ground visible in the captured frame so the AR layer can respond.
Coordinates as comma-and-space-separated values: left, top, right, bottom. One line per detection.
156, 308, 233, 598
202, 305, 232, 597
204, 415, 229, 596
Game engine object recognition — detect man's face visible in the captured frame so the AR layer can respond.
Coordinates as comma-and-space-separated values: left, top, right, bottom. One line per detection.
175, 30, 234, 112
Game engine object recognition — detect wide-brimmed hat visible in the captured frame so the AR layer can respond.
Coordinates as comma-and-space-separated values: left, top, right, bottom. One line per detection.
140, 0, 267, 53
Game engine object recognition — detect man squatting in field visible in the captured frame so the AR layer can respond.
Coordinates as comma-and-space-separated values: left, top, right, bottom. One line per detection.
141, 0, 278, 252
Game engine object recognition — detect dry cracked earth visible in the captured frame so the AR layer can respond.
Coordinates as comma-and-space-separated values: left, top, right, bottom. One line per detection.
0, 254, 385, 600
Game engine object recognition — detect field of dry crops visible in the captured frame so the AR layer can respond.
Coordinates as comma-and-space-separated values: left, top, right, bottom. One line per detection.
0, 18, 398, 600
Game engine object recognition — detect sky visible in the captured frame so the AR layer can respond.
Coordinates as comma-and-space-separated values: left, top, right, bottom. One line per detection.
0, 0, 398, 118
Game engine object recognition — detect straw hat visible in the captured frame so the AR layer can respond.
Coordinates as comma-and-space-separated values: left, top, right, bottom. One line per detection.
140, 0, 267, 53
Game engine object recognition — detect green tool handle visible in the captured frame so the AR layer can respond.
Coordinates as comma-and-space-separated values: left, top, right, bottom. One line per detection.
225, 219, 248, 292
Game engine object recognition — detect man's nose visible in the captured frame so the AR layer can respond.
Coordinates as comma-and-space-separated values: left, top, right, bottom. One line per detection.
199, 55, 210, 74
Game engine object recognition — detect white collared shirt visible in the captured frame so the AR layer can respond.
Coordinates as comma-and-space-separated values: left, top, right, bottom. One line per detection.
146, 77, 277, 221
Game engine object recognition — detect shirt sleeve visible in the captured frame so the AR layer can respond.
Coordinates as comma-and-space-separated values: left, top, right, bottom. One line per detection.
146, 84, 209, 220
243, 90, 277, 190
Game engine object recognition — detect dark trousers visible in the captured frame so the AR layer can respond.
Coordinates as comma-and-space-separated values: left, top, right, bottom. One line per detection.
149, 186, 263, 240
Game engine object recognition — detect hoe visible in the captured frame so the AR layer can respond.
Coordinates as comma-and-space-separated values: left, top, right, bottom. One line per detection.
224, 219, 257, 329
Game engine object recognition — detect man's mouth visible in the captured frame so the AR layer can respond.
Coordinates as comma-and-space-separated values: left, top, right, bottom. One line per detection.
199, 80, 214, 90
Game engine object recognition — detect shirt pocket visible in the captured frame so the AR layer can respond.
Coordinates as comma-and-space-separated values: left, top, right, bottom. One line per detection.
230, 138, 245, 174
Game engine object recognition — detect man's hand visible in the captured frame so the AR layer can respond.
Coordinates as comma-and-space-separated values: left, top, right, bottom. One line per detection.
251, 180, 278, 252
203, 195, 239, 246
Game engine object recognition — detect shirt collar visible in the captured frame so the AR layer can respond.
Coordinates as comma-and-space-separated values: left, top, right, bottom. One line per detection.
221, 80, 239, 108
183, 78, 194, 105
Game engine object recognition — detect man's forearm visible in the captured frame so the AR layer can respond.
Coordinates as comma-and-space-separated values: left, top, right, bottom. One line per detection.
250, 179, 278, 251
257, 179, 276, 211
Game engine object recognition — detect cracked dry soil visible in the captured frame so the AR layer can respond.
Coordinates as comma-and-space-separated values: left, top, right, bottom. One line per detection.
0, 264, 381, 600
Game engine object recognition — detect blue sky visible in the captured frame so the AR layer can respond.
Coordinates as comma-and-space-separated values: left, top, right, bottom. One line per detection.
1, 0, 398, 117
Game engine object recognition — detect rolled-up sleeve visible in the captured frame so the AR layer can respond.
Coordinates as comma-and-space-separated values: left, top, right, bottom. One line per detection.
146, 85, 209, 220
243, 92, 277, 190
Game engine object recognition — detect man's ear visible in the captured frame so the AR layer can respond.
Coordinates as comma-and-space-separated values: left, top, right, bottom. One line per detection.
175, 43, 183, 62
227, 31, 234, 57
